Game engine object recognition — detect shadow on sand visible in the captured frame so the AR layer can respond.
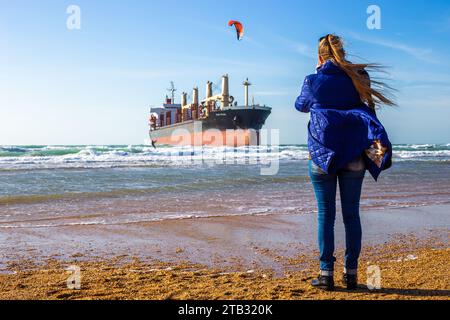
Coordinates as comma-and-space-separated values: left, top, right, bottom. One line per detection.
334, 286, 450, 298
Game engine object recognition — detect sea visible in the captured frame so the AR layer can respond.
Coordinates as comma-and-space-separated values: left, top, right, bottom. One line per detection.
0, 144, 449, 229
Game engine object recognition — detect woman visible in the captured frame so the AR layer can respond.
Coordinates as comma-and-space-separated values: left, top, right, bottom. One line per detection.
295, 34, 394, 291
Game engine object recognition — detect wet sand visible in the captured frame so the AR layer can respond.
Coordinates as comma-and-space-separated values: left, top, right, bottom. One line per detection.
1, 204, 448, 270
0, 204, 449, 299
0, 239, 448, 300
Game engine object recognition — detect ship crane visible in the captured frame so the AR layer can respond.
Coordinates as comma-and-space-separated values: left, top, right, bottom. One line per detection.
200, 74, 234, 110
181, 87, 199, 109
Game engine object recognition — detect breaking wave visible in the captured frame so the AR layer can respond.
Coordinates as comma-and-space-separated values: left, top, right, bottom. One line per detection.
0, 144, 448, 170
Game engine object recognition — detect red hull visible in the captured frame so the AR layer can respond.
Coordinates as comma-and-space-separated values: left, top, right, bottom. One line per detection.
153, 129, 260, 147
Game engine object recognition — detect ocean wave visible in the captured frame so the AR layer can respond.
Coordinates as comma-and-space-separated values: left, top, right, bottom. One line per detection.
0, 208, 281, 229
0, 144, 448, 170
2, 201, 447, 229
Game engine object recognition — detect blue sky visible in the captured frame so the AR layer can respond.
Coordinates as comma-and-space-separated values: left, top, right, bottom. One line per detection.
1, 0, 449, 145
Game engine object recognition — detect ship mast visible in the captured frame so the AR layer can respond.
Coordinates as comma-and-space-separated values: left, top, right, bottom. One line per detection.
167, 81, 177, 104
243, 78, 252, 108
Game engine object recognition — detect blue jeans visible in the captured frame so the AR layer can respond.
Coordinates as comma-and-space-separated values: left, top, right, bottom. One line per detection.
309, 159, 366, 272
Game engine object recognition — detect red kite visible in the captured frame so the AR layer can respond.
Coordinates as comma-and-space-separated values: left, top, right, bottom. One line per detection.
228, 20, 244, 41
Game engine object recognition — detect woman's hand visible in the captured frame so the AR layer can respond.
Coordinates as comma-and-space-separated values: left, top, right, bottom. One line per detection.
365, 140, 388, 168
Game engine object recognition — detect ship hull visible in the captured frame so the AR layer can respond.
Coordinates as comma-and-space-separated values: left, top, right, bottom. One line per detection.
149, 106, 271, 147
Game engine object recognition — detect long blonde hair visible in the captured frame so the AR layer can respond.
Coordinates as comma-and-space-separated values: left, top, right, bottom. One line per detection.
319, 34, 396, 109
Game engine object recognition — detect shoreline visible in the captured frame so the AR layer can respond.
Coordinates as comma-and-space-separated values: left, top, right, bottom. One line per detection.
0, 204, 449, 299
1, 204, 449, 271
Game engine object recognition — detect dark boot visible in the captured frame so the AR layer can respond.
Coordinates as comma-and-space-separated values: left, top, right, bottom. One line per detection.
343, 273, 358, 290
311, 275, 334, 291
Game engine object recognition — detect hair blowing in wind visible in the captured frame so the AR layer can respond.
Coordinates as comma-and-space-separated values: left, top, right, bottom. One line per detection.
319, 34, 396, 109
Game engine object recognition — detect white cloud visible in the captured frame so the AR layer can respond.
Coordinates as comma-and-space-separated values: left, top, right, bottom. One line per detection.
272, 35, 316, 59
295, 43, 316, 59
253, 91, 290, 97
346, 31, 437, 64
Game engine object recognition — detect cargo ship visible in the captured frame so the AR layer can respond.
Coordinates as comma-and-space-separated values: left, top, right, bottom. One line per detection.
146, 75, 271, 147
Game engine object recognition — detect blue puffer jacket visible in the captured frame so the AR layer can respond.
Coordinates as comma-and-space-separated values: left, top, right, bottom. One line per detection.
295, 60, 392, 181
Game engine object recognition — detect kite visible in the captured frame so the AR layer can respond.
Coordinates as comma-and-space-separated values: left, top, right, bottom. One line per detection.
228, 20, 244, 41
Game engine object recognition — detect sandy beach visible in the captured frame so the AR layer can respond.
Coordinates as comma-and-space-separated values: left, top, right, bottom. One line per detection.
0, 204, 448, 300
2, 0, 450, 303
1, 149, 448, 300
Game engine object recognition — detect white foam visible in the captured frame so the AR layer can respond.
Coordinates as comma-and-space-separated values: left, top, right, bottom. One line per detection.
0, 145, 448, 170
